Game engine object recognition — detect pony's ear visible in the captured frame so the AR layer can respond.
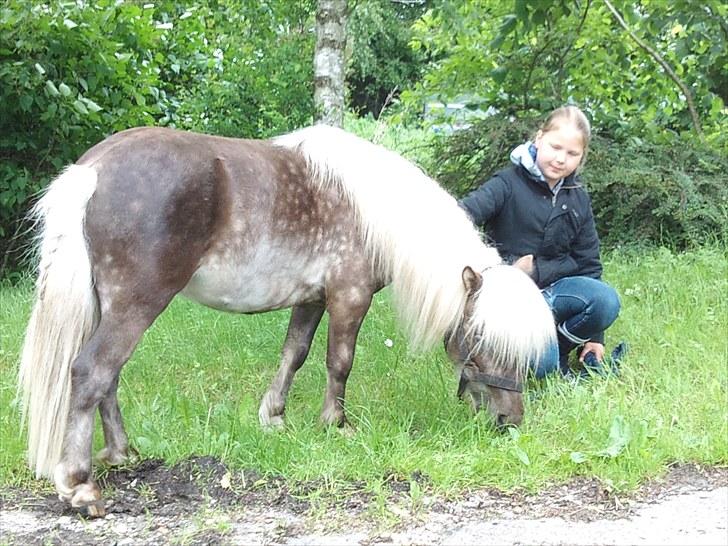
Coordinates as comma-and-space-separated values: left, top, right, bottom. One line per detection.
461, 266, 483, 294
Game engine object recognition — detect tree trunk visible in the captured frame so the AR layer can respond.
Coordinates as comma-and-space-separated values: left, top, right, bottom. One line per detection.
314, 0, 348, 127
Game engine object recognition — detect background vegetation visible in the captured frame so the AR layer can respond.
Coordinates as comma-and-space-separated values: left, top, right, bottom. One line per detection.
2, 0, 726, 277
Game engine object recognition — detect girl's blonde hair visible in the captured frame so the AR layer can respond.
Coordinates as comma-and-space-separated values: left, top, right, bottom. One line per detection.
539, 105, 592, 164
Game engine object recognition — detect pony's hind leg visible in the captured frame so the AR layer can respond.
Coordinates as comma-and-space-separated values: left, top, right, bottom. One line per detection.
54, 304, 167, 515
320, 290, 372, 427
96, 374, 130, 466
259, 303, 325, 428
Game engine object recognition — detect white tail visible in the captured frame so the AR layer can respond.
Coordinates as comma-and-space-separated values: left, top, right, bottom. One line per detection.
18, 165, 99, 478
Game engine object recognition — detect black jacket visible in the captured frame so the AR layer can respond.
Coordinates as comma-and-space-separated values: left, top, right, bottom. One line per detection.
459, 164, 603, 289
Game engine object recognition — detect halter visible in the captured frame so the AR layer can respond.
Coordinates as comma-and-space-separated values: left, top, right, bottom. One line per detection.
446, 329, 524, 395
457, 369, 523, 394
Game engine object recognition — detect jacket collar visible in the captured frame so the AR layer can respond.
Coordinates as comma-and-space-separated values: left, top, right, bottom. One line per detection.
510, 141, 581, 191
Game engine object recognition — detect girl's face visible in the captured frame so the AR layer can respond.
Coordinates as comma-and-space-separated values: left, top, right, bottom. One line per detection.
534, 123, 585, 187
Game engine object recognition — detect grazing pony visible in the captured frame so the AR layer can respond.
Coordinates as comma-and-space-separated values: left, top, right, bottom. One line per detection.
19, 125, 555, 515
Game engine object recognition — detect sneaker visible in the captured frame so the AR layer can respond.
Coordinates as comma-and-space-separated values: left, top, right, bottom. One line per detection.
581, 341, 628, 378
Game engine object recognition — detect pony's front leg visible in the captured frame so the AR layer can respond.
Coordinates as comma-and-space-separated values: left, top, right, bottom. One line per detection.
320, 291, 372, 427
259, 303, 325, 428
55, 315, 151, 516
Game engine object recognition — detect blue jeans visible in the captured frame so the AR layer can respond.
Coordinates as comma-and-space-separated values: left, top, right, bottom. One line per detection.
531, 276, 621, 378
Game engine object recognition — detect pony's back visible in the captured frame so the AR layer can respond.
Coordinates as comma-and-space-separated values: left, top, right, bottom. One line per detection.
276, 125, 502, 349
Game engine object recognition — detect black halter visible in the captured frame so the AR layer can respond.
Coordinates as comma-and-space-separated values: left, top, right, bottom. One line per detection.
458, 370, 523, 393
447, 330, 524, 395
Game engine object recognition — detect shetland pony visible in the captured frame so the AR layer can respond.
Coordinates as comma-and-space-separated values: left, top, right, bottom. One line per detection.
19, 125, 555, 515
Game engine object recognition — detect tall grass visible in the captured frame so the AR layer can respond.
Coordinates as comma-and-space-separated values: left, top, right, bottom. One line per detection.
0, 245, 725, 496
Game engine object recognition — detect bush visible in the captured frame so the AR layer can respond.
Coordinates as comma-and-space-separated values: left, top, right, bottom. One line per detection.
427, 114, 728, 248
584, 136, 728, 248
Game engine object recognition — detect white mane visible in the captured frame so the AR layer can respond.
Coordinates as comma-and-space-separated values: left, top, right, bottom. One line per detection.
275, 125, 503, 350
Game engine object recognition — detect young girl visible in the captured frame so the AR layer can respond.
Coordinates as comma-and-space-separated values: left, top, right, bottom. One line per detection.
459, 105, 621, 377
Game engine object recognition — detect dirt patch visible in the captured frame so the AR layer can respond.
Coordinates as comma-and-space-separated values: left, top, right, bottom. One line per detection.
1, 459, 726, 545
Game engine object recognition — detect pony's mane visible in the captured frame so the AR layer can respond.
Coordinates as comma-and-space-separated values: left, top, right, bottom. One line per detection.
466, 265, 554, 377
275, 125, 502, 350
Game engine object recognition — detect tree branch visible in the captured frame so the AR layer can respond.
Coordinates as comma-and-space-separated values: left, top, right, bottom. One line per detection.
603, 0, 703, 138
554, 0, 591, 100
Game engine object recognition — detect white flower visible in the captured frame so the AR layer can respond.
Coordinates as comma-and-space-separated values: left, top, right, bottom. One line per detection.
384, 338, 394, 348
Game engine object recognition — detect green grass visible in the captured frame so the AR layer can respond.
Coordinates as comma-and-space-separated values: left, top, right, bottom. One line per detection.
1, 245, 726, 497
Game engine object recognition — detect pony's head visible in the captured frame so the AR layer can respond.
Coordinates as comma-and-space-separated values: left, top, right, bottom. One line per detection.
445, 266, 549, 428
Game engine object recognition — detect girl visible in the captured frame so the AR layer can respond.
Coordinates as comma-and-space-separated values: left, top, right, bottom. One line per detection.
459, 105, 621, 377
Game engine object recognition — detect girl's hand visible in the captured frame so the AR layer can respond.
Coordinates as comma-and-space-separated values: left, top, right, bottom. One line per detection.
579, 341, 605, 362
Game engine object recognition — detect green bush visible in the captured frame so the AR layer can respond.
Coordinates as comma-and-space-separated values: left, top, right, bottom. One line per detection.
428, 114, 728, 248
584, 136, 728, 248
155, 1, 316, 138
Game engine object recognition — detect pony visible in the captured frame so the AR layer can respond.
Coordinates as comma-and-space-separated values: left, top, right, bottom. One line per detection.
19, 125, 555, 516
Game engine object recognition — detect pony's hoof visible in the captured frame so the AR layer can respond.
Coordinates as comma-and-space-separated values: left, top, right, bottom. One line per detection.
259, 413, 285, 430
70, 482, 105, 517
96, 447, 129, 466
336, 423, 356, 438
320, 408, 351, 431
80, 499, 106, 518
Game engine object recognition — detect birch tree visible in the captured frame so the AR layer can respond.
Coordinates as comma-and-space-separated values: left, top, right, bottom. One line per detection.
314, 0, 348, 126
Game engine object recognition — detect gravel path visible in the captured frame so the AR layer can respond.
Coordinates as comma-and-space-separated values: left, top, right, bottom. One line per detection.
1, 461, 726, 545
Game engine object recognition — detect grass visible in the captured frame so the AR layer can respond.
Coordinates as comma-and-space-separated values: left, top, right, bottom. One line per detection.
0, 245, 726, 499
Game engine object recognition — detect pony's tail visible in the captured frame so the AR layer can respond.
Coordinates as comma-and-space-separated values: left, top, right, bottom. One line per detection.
470, 265, 556, 378
18, 165, 99, 478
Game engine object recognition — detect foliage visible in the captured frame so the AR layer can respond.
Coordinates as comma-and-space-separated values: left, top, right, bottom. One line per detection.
585, 135, 728, 248
1, 246, 726, 495
427, 114, 728, 248
404, 0, 727, 150
153, 1, 316, 137
346, 0, 429, 117
2, 0, 725, 277
424, 114, 541, 196
344, 113, 438, 170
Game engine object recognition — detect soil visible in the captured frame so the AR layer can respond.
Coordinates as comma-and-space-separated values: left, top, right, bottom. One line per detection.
1, 458, 726, 545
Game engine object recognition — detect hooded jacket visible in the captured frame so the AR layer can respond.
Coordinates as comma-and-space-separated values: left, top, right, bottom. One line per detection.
459, 143, 603, 290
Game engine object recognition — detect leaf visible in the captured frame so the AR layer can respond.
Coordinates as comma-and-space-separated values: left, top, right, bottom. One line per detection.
82, 98, 103, 112
597, 415, 631, 458
63, 18, 78, 29
499, 14, 518, 36
19, 95, 33, 111
73, 99, 89, 115
491, 66, 508, 84
34, 63, 45, 75
58, 83, 71, 97
45, 80, 60, 96
570, 451, 588, 464
513, 446, 530, 466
